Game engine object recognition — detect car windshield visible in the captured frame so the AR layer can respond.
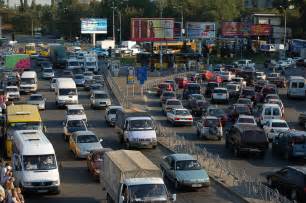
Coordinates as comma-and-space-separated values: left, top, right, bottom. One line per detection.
209, 108, 224, 116
109, 108, 120, 114
29, 95, 43, 101
242, 89, 255, 96
238, 99, 251, 104
129, 184, 168, 202
86, 62, 96, 66
227, 85, 238, 91
68, 61, 79, 66
6, 87, 18, 92
75, 75, 84, 79
214, 89, 227, 94
236, 106, 250, 114
175, 110, 190, 116
176, 160, 201, 170
263, 88, 277, 95
167, 100, 181, 105
129, 119, 153, 130
205, 119, 220, 126
192, 95, 204, 100
59, 88, 77, 95
68, 109, 84, 115
95, 93, 108, 99
21, 78, 35, 84
77, 135, 98, 143
23, 155, 56, 171
207, 83, 218, 88
85, 72, 93, 76
272, 122, 288, 128
238, 118, 254, 124
43, 69, 53, 73
67, 120, 86, 128
9, 122, 41, 131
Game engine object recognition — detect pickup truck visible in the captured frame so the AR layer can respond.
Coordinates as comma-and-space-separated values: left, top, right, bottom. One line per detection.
101, 150, 176, 203
115, 110, 157, 149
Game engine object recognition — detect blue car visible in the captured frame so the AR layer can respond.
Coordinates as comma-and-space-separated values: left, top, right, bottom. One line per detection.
160, 153, 210, 189
272, 130, 306, 160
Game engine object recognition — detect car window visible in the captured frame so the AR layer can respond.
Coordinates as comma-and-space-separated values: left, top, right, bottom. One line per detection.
291, 82, 298, 88
299, 82, 304, 88
272, 108, 281, 116
264, 108, 271, 116
271, 122, 288, 128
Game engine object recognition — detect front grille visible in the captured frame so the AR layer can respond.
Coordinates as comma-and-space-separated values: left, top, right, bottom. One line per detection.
32, 181, 53, 186
138, 138, 151, 142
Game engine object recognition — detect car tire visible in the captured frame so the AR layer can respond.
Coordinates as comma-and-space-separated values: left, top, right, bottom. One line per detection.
267, 177, 274, 188
174, 180, 180, 190
291, 189, 297, 201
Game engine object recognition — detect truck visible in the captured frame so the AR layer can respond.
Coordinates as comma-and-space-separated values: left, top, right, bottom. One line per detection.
115, 110, 157, 149
49, 43, 67, 68
101, 150, 176, 203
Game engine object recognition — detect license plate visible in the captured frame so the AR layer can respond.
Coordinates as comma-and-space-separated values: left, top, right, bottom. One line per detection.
37, 189, 48, 193
192, 184, 202, 187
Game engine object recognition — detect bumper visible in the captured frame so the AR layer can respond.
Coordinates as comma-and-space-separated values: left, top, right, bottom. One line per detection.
239, 148, 266, 154
129, 141, 157, 148
212, 98, 228, 103
180, 181, 210, 188
57, 100, 78, 107
92, 102, 109, 108
201, 132, 222, 140
20, 87, 36, 93
23, 185, 60, 194
174, 121, 193, 126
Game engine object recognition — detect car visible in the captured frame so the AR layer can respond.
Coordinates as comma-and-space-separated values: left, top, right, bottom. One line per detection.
50, 78, 57, 90
175, 77, 188, 89
105, 106, 123, 126
254, 80, 269, 92
62, 70, 74, 78
90, 90, 111, 109
5, 75, 19, 86
219, 71, 235, 81
63, 118, 88, 141
196, 116, 223, 140
236, 98, 253, 110
272, 130, 306, 160
256, 104, 283, 126
266, 99, 285, 115
5, 86, 20, 100
233, 59, 255, 70
264, 59, 277, 69
93, 75, 104, 84
235, 115, 257, 126
263, 119, 289, 141
160, 91, 176, 104
74, 74, 86, 86
69, 131, 103, 159
42, 68, 54, 79
255, 72, 266, 80
228, 104, 251, 122
166, 108, 193, 126
40, 61, 53, 70
84, 71, 94, 81
211, 87, 229, 104
263, 94, 280, 103
84, 79, 95, 91
188, 94, 208, 115
232, 77, 247, 88
157, 83, 173, 96
206, 106, 227, 126
65, 104, 87, 123
27, 93, 46, 110
298, 112, 306, 129
267, 73, 286, 88
240, 87, 256, 101
160, 154, 210, 189
226, 83, 240, 99
164, 80, 177, 91
205, 82, 219, 97
89, 83, 104, 95
86, 148, 112, 180
225, 124, 269, 157
266, 166, 306, 203
162, 99, 183, 114
257, 84, 278, 102
182, 83, 201, 99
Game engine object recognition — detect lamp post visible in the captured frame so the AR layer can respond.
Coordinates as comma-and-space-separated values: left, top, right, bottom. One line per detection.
112, 1, 116, 42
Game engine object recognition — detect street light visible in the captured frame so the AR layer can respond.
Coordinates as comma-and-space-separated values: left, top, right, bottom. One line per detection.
280, 3, 294, 58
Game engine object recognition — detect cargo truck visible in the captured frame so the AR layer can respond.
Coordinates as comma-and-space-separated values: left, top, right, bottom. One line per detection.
49, 43, 67, 68
101, 150, 176, 203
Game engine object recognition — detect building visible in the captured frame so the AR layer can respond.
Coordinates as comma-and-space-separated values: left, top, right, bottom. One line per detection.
244, 0, 273, 8
7, 0, 52, 8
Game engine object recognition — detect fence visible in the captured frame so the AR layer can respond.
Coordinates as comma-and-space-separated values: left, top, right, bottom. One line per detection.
156, 124, 292, 203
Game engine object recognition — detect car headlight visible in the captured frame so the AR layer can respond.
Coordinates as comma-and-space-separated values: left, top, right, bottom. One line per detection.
52, 180, 59, 185
23, 182, 32, 186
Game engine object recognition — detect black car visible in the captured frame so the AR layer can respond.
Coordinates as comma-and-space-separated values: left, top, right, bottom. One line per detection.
205, 82, 219, 97
188, 94, 208, 115
225, 124, 269, 157
183, 83, 201, 99
266, 166, 306, 202
240, 87, 256, 102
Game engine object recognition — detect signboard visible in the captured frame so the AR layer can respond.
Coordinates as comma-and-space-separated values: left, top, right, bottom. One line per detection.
136, 67, 148, 85
250, 24, 272, 36
5, 54, 31, 70
221, 22, 242, 37
127, 67, 135, 84
186, 22, 215, 39
131, 18, 174, 42
81, 18, 107, 34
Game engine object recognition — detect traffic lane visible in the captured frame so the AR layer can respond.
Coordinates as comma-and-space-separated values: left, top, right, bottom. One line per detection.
25, 74, 119, 203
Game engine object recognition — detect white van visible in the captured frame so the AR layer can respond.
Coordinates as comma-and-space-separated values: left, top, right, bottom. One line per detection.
12, 130, 60, 194
258, 104, 283, 126
20, 71, 38, 93
287, 76, 306, 99
55, 78, 78, 107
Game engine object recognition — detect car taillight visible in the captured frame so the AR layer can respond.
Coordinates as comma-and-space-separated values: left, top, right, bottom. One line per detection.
175, 118, 180, 120
303, 187, 306, 193
187, 118, 193, 120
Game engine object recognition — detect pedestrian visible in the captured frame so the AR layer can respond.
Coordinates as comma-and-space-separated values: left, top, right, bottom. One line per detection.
14, 188, 23, 203
107, 46, 112, 58
0, 164, 10, 184
11, 188, 21, 203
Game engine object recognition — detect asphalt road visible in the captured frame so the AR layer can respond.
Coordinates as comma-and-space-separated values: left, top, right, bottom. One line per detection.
23, 63, 242, 203
144, 65, 306, 185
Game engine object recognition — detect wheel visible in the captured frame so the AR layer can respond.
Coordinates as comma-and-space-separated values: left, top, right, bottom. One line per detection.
290, 189, 297, 201
267, 177, 274, 188
174, 180, 180, 190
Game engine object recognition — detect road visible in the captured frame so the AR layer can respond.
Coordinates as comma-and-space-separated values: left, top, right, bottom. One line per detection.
24, 62, 242, 203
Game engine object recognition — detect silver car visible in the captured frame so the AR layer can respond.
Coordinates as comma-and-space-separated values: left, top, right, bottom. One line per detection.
27, 93, 46, 110
42, 68, 54, 79
90, 90, 111, 109
74, 74, 86, 86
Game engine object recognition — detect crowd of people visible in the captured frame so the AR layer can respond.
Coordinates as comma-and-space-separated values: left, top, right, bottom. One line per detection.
0, 161, 24, 203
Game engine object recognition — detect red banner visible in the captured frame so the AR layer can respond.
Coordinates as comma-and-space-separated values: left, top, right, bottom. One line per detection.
250, 24, 272, 36
221, 22, 242, 37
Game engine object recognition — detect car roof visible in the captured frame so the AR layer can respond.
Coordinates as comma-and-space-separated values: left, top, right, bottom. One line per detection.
93, 90, 107, 94
74, 130, 95, 136
169, 153, 195, 161
262, 103, 280, 108
214, 87, 227, 90
269, 119, 287, 123
67, 104, 84, 110
30, 93, 43, 97
173, 108, 189, 111
238, 115, 255, 119
108, 105, 123, 110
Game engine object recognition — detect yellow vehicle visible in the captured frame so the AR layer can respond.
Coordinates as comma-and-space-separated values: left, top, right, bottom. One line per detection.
5, 104, 43, 158
37, 44, 50, 57
153, 41, 197, 54
25, 43, 37, 55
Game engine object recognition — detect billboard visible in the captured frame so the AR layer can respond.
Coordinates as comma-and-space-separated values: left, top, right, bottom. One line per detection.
221, 22, 242, 37
250, 24, 272, 36
81, 18, 107, 34
131, 18, 174, 42
186, 22, 215, 39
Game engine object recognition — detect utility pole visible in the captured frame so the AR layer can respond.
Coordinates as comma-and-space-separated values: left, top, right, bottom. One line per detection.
112, 0, 115, 42
119, 10, 122, 44
159, 8, 163, 70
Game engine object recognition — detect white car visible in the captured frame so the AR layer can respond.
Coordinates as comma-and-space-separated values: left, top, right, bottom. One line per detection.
211, 87, 229, 103
256, 72, 266, 80
50, 78, 57, 90
105, 106, 123, 126
42, 68, 54, 79
27, 93, 46, 110
90, 90, 111, 109
5, 86, 20, 100
162, 99, 183, 114
267, 98, 285, 115
263, 119, 289, 141
84, 71, 94, 81
232, 77, 247, 88
63, 118, 88, 141
234, 59, 255, 70
196, 116, 223, 140
166, 108, 193, 126
235, 115, 257, 126
65, 104, 87, 123
219, 71, 235, 81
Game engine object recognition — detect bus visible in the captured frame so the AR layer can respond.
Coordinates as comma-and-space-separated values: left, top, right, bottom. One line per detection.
153, 41, 197, 54
5, 104, 44, 158
25, 43, 37, 55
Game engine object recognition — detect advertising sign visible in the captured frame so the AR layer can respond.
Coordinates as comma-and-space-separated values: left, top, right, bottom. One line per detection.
250, 24, 272, 36
131, 18, 174, 42
5, 54, 31, 70
81, 18, 107, 34
186, 22, 215, 39
221, 22, 242, 37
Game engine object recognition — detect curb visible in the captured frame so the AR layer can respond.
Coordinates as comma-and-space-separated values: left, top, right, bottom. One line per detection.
157, 141, 251, 203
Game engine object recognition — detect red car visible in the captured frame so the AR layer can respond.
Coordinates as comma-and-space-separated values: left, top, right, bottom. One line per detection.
157, 83, 173, 96
175, 77, 188, 89
86, 148, 112, 180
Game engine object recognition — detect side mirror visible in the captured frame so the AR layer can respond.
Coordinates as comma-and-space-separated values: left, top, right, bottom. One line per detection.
170, 194, 177, 202
99, 138, 103, 143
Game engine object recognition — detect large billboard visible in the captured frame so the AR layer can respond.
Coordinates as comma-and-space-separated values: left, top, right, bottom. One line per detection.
250, 24, 272, 36
81, 18, 107, 34
221, 22, 242, 37
186, 22, 215, 39
131, 18, 174, 42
